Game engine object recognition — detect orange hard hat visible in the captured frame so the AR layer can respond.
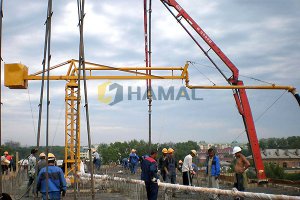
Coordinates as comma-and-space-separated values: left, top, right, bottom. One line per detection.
168, 148, 174, 153
162, 148, 168, 154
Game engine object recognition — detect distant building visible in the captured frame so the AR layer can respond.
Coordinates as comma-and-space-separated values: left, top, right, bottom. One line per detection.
247, 149, 300, 169
80, 145, 100, 160
198, 147, 233, 164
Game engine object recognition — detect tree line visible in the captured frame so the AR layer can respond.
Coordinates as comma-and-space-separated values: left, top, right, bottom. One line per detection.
97, 140, 199, 165
259, 136, 300, 149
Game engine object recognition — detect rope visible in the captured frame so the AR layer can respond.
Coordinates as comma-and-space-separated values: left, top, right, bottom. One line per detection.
80, 174, 300, 200
233, 90, 288, 141
50, 102, 65, 148
26, 88, 37, 139
76, 0, 95, 199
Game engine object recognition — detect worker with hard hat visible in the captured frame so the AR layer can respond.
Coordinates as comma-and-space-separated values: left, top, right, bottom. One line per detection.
206, 147, 220, 200
37, 153, 67, 199
37, 152, 47, 174
182, 149, 197, 186
166, 148, 177, 197
165, 148, 177, 184
232, 146, 250, 195
158, 148, 168, 182
25, 148, 38, 197
129, 149, 139, 174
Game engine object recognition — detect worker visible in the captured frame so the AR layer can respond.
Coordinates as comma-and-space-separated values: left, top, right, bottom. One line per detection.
129, 149, 139, 174
206, 148, 220, 200
141, 149, 159, 200
165, 148, 177, 184
166, 148, 177, 197
92, 149, 101, 173
37, 153, 67, 200
182, 150, 197, 186
1, 154, 10, 174
37, 152, 47, 174
121, 157, 129, 170
177, 160, 183, 172
25, 148, 38, 197
232, 146, 250, 200
4, 151, 13, 172
158, 148, 168, 182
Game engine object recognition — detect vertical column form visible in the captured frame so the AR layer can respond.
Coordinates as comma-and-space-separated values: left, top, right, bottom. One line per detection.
64, 79, 80, 177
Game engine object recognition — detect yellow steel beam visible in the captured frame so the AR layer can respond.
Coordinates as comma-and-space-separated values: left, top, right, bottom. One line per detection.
84, 67, 184, 70
26, 75, 184, 80
186, 84, 297, 92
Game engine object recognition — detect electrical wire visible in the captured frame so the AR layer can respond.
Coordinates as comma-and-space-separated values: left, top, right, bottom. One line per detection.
189, 61, 275, 85
233, 90, 288, 141
190, 62, 216, 86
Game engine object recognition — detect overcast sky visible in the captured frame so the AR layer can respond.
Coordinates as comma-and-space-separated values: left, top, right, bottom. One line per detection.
1, 0, 300, 146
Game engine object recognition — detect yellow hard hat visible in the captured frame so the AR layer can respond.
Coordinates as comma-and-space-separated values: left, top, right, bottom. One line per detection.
168, 148, 174, 153
48, 153, 56, 160
162, 148, 168, 154
179, 160, 183, 164
131, 149, 136, 153
39, 153, 46, 158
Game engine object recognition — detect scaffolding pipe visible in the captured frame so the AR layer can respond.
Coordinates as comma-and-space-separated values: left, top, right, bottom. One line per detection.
80, 174, 300, 200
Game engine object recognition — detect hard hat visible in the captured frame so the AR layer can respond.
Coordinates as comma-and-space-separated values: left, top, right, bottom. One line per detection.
178, 160, 183, 164
191, 150, 197, 156
168, 148, 174, 153
162, 148, 168, 154
4, 151, 8, 155
92, 148, 96, 152
232, 146, 242, 154
131, 149, 136, 153
48, 153, 56, 161
39, 153, 46, 158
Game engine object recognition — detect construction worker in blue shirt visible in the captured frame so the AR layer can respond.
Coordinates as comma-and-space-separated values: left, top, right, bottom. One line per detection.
141, 149, 159, 200
37, 153, 67, 200
206, 148, 221, 200
129, 149, 139, 174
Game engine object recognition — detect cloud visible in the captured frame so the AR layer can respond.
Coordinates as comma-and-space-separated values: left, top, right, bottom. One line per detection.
2, 0, 300, 147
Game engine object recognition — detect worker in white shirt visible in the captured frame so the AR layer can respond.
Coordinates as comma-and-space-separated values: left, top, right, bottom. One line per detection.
182, 150, 197, 186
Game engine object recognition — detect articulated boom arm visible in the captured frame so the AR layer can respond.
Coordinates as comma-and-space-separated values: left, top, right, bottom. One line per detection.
161, 0, 239, 83
161, 0, 269, 181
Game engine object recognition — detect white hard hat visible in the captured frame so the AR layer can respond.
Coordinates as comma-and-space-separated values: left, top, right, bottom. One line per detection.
232, 146, 242, 154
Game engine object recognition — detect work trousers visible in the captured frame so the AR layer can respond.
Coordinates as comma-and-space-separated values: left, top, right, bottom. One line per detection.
41, 191, 61, 200
145, 181, 158, 200
207, 176, 220, 200
235, 173, 245, 191
168, 174, 176, 184
182, 171, 192, 186
130, 162, 138, 174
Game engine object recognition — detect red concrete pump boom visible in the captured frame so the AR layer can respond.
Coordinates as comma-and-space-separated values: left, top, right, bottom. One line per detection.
160, 0, 269, 181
